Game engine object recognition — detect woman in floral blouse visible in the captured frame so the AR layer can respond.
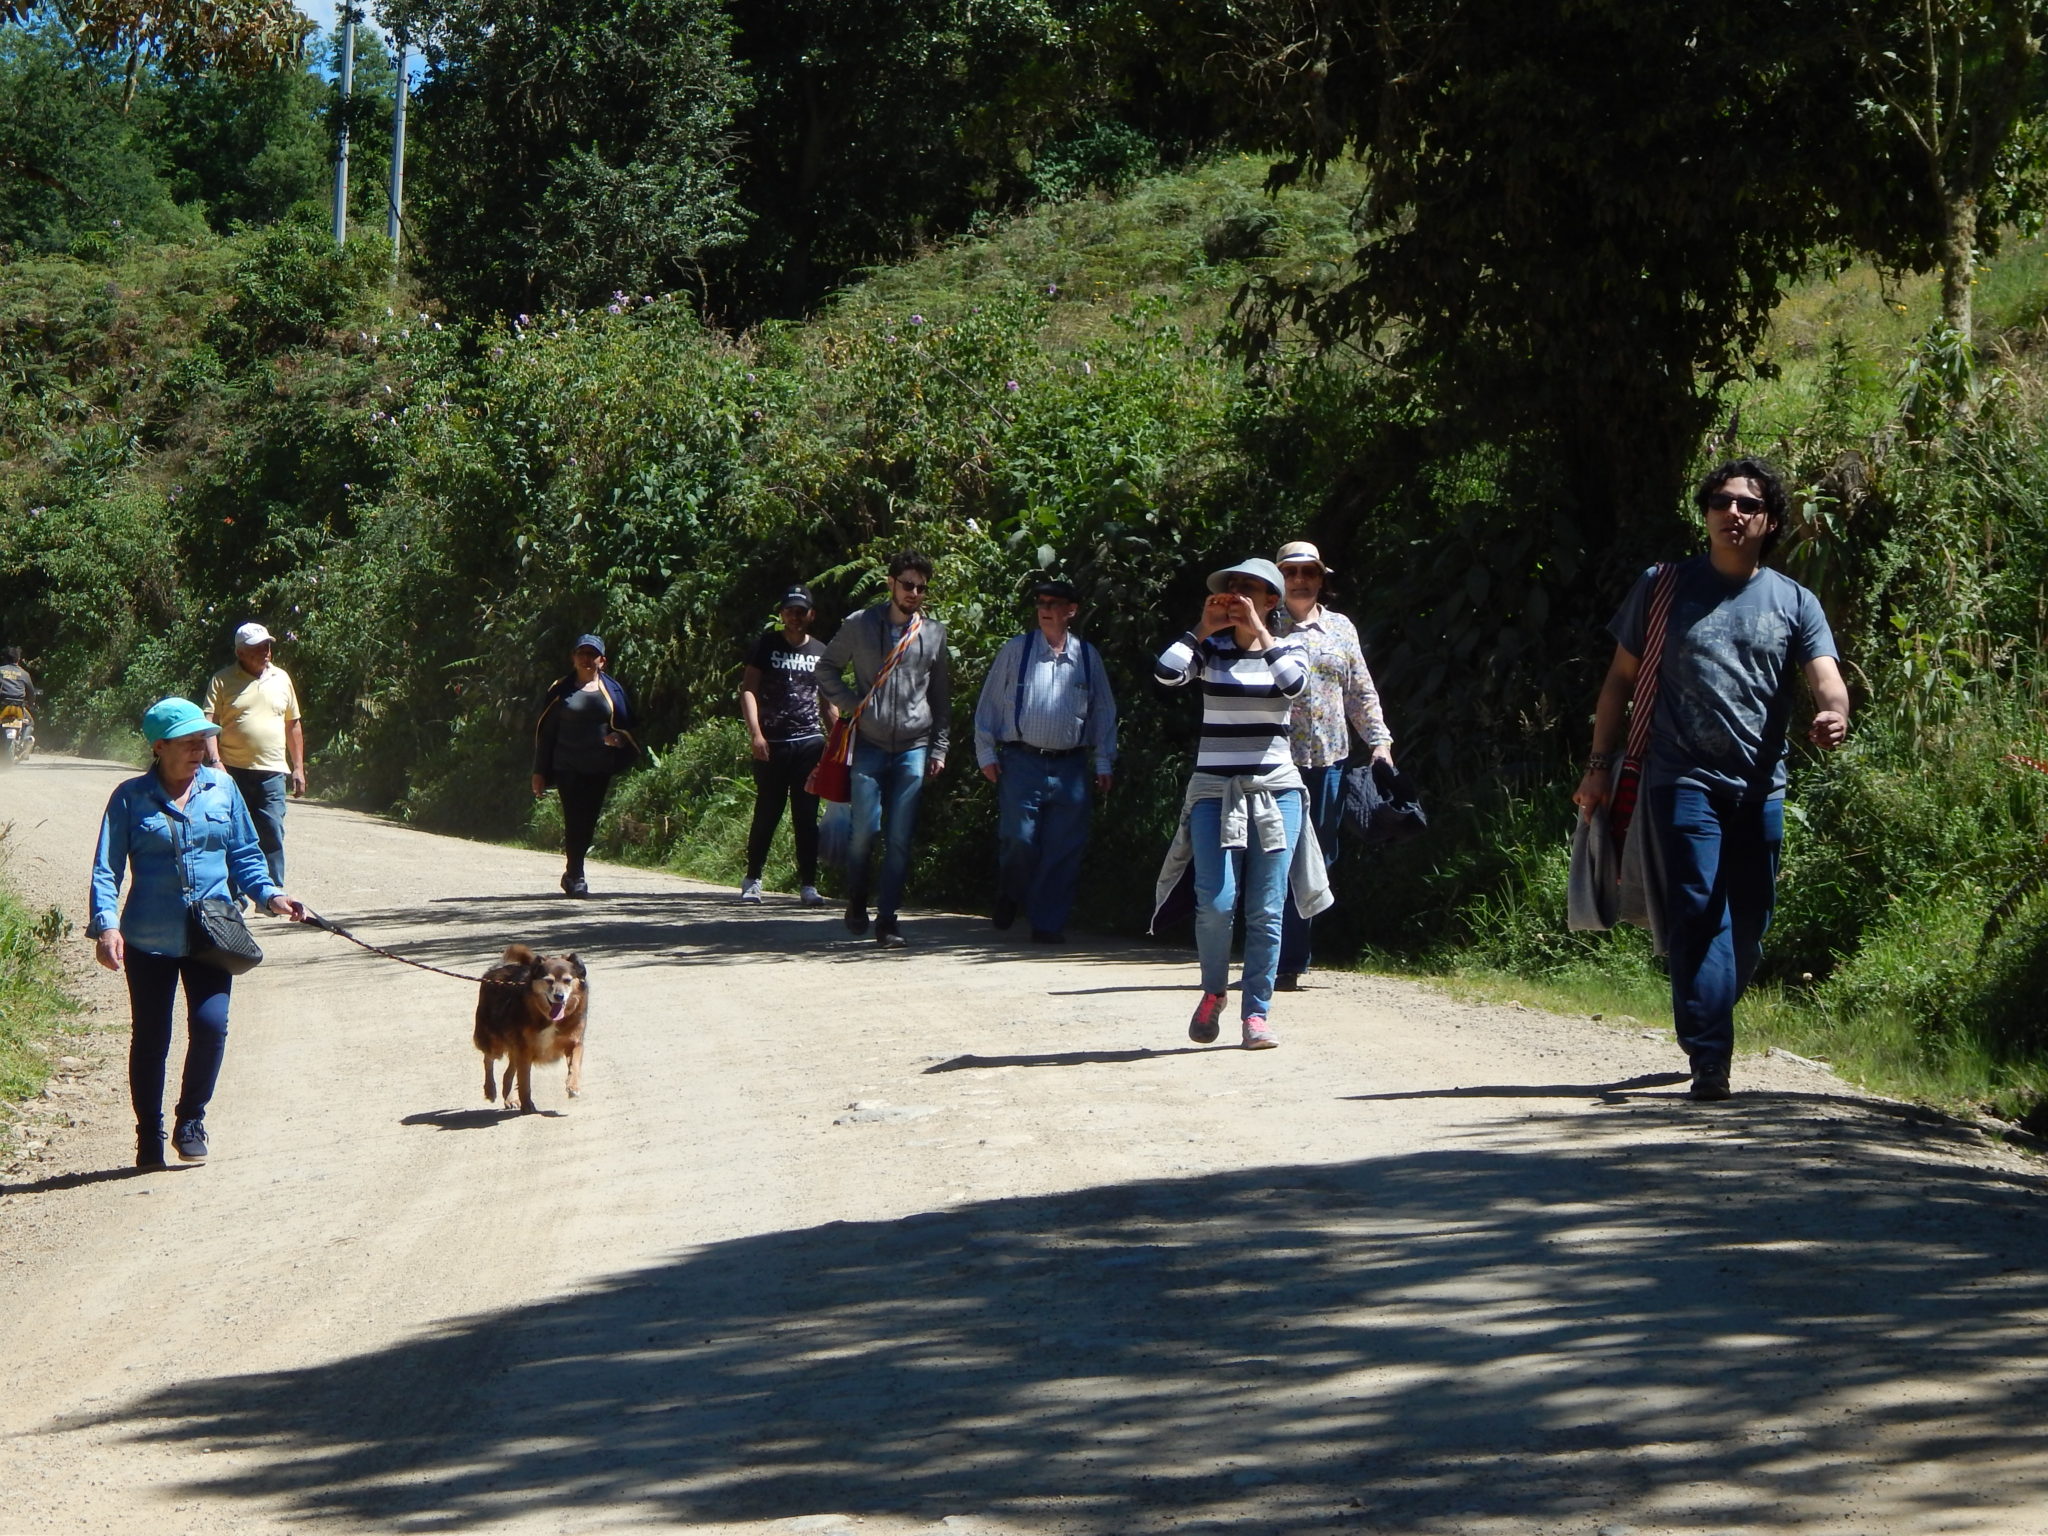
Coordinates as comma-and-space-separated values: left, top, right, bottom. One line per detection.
1273, 541, 1395, 990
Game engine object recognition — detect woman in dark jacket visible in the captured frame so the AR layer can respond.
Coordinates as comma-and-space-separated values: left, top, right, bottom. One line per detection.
532, 634, 638, 896
90, 696, 306, 1168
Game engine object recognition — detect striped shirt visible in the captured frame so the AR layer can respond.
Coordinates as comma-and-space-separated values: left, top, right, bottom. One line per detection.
1155, 631, 1307, 773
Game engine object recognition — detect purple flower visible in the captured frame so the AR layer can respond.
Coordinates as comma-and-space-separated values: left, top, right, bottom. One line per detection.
1005, 380, 1019, 392
909, 314, 925, 326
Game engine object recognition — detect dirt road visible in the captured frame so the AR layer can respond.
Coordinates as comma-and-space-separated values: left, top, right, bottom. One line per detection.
3, 754, 2047, 1535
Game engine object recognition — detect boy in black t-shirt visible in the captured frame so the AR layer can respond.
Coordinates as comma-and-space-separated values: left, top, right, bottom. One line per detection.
738, 587, 837, 904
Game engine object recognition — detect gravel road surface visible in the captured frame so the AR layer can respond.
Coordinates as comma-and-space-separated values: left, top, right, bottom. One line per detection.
3, 754, 2047, 1536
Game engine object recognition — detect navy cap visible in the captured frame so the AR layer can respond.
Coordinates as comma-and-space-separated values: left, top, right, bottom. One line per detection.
1032, 578, 1079, 602
573, 634, 606, 655
778, 587, 814, 612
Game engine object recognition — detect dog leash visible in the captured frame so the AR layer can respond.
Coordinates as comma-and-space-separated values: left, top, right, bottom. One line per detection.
300, 909, 522, 986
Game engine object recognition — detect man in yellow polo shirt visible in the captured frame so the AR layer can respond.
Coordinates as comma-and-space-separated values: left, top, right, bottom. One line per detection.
203, 621, 305, 890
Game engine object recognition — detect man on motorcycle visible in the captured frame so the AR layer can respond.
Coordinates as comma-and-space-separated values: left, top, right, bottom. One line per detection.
0, 646, 38, 762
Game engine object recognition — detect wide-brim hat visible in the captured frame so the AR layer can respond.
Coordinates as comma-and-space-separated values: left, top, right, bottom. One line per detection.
1276, 540, 1334, 574
1206, 557, 1285, 597
142, 696, 219, 745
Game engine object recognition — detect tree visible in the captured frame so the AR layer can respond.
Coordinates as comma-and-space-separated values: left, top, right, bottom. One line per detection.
2, 0, 309, 103
716, 0, 1205, 316
1208, 0, 1871, 548
147, 50, 328, 228
0, 22, 202, 251
380, 0, 748, 315
1840, 0, 2048, 334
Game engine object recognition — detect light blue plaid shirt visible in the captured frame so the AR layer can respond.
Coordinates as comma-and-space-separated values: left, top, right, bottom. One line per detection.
973, 630, 1118, 776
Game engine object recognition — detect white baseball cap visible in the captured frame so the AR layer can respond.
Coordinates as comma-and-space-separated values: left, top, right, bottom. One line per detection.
234, 622, 275, 647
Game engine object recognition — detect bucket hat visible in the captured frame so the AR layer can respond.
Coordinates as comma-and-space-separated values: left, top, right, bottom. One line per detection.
1206, 557, 1286, 597
142, 697, 219, 745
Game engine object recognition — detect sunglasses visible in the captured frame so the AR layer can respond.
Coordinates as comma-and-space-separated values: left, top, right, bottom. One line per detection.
894, 580, 928, 594
1706, 491, 1766, 516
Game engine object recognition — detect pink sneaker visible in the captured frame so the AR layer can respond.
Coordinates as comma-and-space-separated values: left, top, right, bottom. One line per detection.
1241, 1015, 1278, 1049
1188, 991, 1225, 1043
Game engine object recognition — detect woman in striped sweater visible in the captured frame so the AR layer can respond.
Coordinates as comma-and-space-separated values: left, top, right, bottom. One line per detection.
1154, 557, 1326, 1049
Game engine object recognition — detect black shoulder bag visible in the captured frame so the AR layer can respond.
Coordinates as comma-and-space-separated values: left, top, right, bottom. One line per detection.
171, 813, 264, 975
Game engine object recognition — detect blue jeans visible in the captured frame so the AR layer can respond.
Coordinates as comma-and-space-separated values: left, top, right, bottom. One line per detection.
125, 950, 232, 1132
1278, 764, 1344, 976
1648, 784, 1784, 1071
997, 746, 1092, 936
847, 741, 928, 919
226, 767, 287, 889
1190, 788, 1304, 1021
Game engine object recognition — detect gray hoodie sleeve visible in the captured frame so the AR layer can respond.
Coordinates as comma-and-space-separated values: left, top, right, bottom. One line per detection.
927, 624, 951, 763
818, 612, 863, 717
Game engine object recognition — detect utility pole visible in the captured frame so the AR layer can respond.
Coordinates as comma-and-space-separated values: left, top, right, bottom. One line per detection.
387, 30, 408, 268
331, 4, 358, 248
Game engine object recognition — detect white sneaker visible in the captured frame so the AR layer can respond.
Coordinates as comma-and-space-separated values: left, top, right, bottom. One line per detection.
800, 884, 825, 907
739, 878, 763, 904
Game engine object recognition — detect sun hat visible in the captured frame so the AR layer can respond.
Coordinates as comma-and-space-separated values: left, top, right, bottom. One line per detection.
1276, 540, 1333, 574
1206, 557, 1286, 597
777, 586, 815, 612
573, 634, 607, 655
1032, 578, 1079, 602
234, 621, 275, 647
142, 697, 219, 745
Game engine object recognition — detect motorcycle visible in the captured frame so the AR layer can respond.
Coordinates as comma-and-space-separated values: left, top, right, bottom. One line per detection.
0, 704, 33, 765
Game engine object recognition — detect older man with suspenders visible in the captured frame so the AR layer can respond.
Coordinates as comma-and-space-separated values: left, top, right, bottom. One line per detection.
974, 578, 1119, 944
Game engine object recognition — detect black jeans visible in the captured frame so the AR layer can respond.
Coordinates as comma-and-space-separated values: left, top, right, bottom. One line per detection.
747, 736, 825, 883
125, 950, 232, 1132
554, 770, 615, 878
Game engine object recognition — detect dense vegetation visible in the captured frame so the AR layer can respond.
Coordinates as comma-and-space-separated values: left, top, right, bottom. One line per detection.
4, 0, 2048, 1114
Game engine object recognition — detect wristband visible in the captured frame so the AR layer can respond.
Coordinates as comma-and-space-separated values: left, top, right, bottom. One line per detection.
1586, 751, 1617, 772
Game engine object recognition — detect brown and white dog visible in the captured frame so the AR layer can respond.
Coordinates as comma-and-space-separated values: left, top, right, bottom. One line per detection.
473, 945, 588, 1113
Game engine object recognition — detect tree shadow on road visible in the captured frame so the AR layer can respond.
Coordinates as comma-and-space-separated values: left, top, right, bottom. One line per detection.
73, 1103, 2048, 1533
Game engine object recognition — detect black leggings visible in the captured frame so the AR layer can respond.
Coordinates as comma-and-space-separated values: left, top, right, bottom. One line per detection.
747, 737, 825, 883
555, 770, 615, 876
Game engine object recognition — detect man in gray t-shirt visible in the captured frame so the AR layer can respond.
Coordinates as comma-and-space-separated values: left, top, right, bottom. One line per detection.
1574, 459, 1852, 1102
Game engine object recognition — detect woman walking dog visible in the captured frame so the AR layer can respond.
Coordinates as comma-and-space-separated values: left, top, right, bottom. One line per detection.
89, 697, 305, 1168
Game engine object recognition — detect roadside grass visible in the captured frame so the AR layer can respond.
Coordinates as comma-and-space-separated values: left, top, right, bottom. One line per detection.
1410, 959, 2048, 1122
0, 849, 83, 1106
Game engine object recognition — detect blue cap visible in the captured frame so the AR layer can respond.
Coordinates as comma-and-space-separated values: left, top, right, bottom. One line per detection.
142, 697, 219, 745
1206, 557, 1286, 597
573, 634, 606, 655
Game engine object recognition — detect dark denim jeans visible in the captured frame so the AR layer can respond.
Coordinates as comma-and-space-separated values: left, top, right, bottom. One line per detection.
125, 950, 232, 1132
226, 767, 287, 889
996, 745, 1092, 936
1278, 764, 1345, 976
1648, 784, 1784, 1071
847, 740, 928, 919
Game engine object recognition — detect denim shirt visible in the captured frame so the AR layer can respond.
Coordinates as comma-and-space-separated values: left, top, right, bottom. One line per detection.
90, 765, 279, 955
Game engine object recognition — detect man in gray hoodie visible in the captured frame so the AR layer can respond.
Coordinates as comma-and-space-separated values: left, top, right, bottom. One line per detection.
819, 551, 951, 947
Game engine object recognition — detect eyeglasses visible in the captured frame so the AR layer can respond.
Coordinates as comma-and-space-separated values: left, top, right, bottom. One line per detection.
1705, 491, 1766, 516
895, 580, 928, 595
